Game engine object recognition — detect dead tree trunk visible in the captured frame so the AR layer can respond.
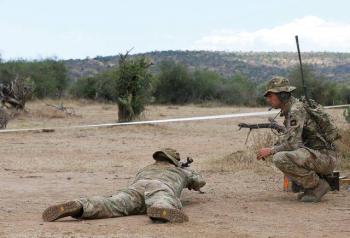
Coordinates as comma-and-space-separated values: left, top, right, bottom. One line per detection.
0, 76, 32, 110
0, 107, 9, 129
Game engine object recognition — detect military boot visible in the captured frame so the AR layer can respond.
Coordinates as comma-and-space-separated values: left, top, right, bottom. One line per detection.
301, 179, 330, 203
42, 201, 83, 222
297, 189, 312, 200
147, 207, 189, 223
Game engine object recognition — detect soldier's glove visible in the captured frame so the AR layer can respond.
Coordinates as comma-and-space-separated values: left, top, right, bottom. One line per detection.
188, 181, 206, 191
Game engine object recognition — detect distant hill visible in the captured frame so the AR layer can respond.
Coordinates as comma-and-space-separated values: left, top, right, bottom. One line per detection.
64, 51, 350, 82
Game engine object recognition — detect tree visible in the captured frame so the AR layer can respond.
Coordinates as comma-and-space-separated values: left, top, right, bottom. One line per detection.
154, 61, 193, 104
70, 71, 117, 101
154, 60, 258, 105
191, 70, 222, 102
217, 74, 257, 105
70, 76, 98, 99
116, 51, 153, 122
0, 59, 69, 99
289, 65, 339, 105
0, 76, 32, 110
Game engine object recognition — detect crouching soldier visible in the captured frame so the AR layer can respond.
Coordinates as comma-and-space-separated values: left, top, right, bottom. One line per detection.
257, 76, 340, 203
42, 148, 206, 223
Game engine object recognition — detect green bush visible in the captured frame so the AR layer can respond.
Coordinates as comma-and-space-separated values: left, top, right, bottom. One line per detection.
154, 60, 257, 105
70, 76, 98, 99
191, 70, 222, 102
288, 65, 350, 105
154, 61, 194, 104
70, 71, 117, 101
95, 71, 118, 101
217, 74, 257, 105
116, 54, 153, 122
0, 60, 68, 98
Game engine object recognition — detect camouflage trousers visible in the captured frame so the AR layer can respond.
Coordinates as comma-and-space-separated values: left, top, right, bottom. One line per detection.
273, 148, 336, 189
75, 180, 182, 219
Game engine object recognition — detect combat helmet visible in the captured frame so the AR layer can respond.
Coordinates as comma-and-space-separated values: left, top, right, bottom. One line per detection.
264, 76, 296, 96
153, 148, 181, 167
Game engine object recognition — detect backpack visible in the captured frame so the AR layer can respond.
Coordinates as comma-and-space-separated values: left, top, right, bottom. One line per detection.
299, 97, 341, 150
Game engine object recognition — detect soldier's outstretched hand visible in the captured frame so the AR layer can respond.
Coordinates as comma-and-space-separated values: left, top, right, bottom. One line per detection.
257, 148, 272, 160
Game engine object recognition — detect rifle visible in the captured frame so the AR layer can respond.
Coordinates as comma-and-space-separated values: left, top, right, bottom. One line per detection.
179, 157, 205, 194
179, 157, 193, 168
238, 118, 286, 144
238, 122, 285, 132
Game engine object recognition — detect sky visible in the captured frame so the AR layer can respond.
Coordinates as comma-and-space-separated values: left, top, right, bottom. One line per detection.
1, 0, 350, 60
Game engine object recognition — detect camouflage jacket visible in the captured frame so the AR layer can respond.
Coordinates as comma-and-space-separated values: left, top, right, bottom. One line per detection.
271, 97, 328, 153
132, 161, 206, 197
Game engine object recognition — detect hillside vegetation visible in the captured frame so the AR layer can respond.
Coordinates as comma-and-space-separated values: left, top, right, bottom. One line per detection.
65, 51, 350, 82
1, 51, 350, 107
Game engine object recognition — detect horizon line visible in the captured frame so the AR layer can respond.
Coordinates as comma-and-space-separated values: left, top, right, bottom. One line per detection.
2, 49, 350, 62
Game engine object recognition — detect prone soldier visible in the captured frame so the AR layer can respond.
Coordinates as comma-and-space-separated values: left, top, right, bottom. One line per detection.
42, 148, 205, 223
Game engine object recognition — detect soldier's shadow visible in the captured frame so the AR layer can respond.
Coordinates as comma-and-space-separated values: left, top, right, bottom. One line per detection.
56, 219, 83, 223
181, 198, 207, 206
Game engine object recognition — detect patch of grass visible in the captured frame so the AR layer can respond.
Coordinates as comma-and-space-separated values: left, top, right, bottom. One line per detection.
336, 126, 350, 170
202, 131, 278, 173
197, 101, 226, 108
101, 105, 114, 110
27, 108, 67, 119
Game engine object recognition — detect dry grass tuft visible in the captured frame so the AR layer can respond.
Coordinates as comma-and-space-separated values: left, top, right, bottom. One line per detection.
336, 126, 350, 170
12, 108, 67, 120
202, 131, 278, 173
30, 108, 68, 119
101, 105, 114, 110
14, 101, 81, 120
27, 100, 82, 119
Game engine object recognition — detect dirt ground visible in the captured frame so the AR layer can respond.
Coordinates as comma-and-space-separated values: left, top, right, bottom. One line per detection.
0, 100, 349, 238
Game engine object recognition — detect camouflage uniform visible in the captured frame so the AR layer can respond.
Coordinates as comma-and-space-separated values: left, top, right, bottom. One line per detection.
265, 77, 336, 189
42, 148, 205, 222
271, 97, 336, 189
76, 161, 205, 219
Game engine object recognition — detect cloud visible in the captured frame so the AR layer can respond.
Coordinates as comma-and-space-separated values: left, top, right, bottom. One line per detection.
192, 16, 350, 52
